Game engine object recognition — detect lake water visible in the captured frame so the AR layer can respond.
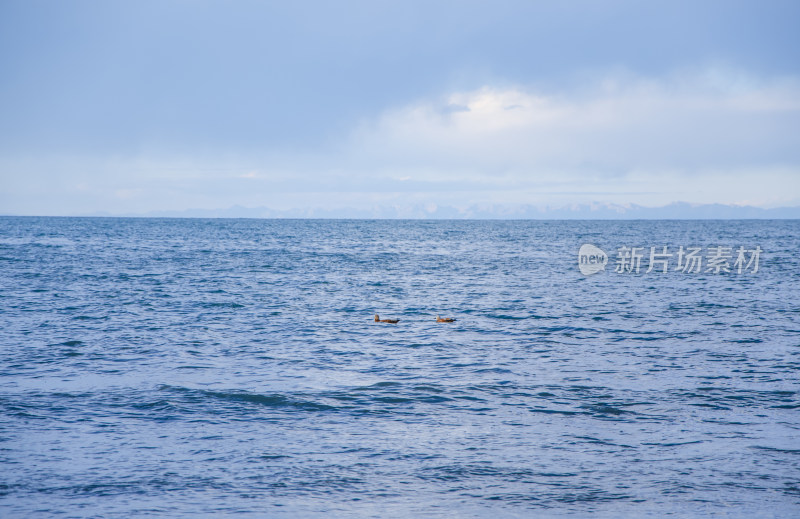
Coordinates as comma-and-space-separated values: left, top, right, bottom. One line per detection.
1, 217, 798, 517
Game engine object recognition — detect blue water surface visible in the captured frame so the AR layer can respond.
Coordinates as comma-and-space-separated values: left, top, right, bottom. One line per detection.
1, 217, 799, 517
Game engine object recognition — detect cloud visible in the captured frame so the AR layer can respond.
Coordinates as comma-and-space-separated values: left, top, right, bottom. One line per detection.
282, 69, 793, 208
346, 70, 800, 179
2, 70, 799, 215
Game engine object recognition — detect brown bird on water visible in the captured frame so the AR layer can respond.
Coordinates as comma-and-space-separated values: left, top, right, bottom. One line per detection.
436, 315, 456, 323
374, 314, 399, 324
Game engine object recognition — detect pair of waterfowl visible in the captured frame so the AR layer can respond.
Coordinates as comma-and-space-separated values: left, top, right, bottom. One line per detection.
373, 314, 456, 324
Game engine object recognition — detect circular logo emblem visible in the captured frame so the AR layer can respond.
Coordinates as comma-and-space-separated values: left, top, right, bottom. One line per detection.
578, 244, 607, 276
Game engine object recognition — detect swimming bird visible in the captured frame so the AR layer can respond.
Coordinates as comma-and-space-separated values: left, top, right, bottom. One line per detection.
374, 314, 399, 324
436, 315, 456, 322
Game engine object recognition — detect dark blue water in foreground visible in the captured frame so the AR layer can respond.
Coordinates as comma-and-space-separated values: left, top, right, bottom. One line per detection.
1, 217, 799, 517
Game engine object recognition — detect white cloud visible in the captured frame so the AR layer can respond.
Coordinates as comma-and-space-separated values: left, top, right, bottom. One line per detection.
347, 71, 799, 181
282, 70, 795, 209
2, 70, 799, 214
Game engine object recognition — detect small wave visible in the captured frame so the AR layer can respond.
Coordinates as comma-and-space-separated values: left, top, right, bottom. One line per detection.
580, 403, 635, 416
258, 454, 292, 460
555, 491, 632, 503
642, 440, 704, 447
57, 340, 84, 347
418, 463, 539, 482
486, 314, 528, 320
529, 408, 584, 415
160, 386, 337, 412
751, 446, 800, 455
199, 302, 245, 309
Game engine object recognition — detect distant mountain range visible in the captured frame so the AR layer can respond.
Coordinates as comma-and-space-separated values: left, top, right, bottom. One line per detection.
103, 202, 800, 219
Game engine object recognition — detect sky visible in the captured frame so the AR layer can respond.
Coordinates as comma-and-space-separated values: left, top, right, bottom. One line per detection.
1, 0, 799, 216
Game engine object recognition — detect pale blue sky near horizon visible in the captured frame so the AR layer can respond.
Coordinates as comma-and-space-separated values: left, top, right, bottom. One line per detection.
1, 0, 799, 216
